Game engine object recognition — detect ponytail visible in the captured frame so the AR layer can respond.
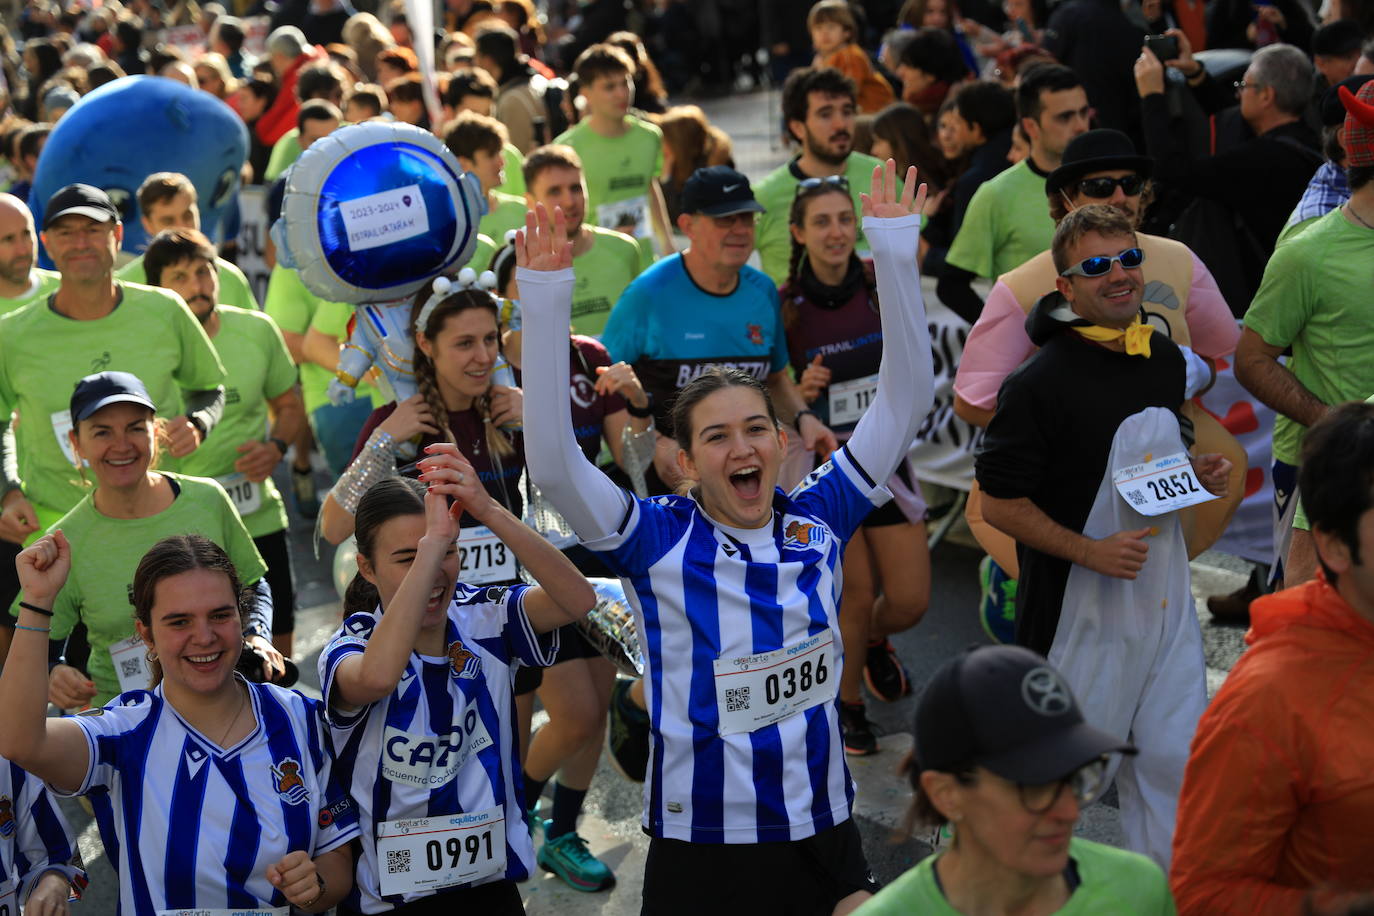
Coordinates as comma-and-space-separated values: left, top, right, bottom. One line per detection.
343, 572, 381, 618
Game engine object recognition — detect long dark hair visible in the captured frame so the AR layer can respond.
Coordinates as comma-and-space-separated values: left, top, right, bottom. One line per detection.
132, 534, 249, 687
783, 182, 877, 330
344, 477, 428, 617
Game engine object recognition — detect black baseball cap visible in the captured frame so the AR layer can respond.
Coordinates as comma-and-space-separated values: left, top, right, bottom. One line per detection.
680, 165, 766, 217
1323, 74, 1374, 127
913, 645, 1136, 785
43, 183, 121, 230
70, 372, 156, 423
1045, 129, 1153, 197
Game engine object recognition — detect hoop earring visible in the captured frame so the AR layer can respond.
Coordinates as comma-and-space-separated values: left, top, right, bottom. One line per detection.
146, 649, 159, 663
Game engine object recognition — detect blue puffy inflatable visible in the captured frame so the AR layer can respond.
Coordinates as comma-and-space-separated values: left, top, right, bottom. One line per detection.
274, 120, 484, 304
30, 76, 248, 263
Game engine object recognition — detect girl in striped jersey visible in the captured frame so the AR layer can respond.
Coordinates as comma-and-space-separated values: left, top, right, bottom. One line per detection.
318, 458, 596, 915
520, 161, 935, 914
1, 534, 360, 916
0, 756, 87, 916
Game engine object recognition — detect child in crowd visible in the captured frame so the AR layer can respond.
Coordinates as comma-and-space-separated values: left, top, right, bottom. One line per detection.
809, 0, 895, 113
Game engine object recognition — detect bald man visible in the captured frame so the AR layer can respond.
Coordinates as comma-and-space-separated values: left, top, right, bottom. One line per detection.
0, 193, 58, 316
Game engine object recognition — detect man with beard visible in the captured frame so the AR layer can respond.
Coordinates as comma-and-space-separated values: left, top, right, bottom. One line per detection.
523, 144, 643, 337
938, 64, 1091, 323
0, 193, 57, 316
975, 204, 1231, 870
144, 227, 305, 659
753, 67, 891, 284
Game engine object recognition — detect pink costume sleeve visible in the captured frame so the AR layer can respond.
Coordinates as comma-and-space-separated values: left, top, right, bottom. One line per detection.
952, 280, 1036, 410
1184, 252, 1241, 359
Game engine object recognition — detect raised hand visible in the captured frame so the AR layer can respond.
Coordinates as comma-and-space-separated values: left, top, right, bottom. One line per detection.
860, 159, 926, 220
515, 203, 573, 272
417, 442, 496, 525
17, 530, 70, 606
594, 361, 650, 409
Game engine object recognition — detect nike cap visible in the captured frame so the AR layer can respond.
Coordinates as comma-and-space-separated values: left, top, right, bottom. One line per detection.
913, 645, 1135, 784
43, 183, 121, 230
70, 371, 156, 424
680, 165, 766, 217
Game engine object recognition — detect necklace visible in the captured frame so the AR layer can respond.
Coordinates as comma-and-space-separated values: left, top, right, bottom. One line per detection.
216, 682, 248, 749
1347, 202, 1374, 230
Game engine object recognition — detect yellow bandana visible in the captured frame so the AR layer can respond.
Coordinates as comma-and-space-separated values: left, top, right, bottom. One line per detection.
1073, 318, 1154, 357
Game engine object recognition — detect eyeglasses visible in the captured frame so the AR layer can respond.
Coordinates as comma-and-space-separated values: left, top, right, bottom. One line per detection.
710, 212, 756, 229
1059, 246, 1145, 278
1233, 79, 1263, 93
1076, 175, 1145, 199
1017, 757, 1110, 814
797, 175, 850, 194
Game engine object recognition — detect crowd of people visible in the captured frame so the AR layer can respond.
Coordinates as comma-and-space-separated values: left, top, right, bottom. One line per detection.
0, 0, 1370, 913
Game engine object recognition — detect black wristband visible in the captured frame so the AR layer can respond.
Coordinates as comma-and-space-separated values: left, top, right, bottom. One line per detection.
19, 601, 53, 617
795, 409, 820, 428
188, 414, 208, 440
626, 394, 654, 418
269, 436, 290, 457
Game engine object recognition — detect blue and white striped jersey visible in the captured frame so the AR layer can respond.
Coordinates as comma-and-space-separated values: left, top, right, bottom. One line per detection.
318, 583, 559, 914
0, 757, 84, 912
585, 445, 890, 843
60, 678, 359, 916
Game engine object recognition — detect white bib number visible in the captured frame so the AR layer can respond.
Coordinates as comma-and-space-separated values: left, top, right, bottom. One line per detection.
713, 630, 836, 736
1113, 451, 1218, 517
51, 410, 78, 466
216, 472, 262, 517
110, 633, 151, 694
158, 908, 287, 916
596, 196, 649, 239
376, 807, 506, 896
827, 374, 878, 427
458, 526, 515, 585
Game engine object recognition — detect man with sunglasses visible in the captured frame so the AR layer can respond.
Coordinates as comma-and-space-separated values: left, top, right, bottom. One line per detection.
602, 166, 838, 495
975, 204, 1232, 871
954, 129, 1242, 642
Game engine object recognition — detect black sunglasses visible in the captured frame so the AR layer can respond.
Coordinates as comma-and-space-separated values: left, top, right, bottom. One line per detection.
1075, 175, 1145, 199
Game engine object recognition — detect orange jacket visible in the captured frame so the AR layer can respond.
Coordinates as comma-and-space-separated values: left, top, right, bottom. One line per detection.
1170, 575, 1374, 914
819, 45, 895, 114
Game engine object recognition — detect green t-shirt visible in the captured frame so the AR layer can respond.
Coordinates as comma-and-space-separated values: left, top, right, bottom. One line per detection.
1244, 208, 1374, 466
480, 191, 527, 249
117, 254, 259, 311
555, 117, 664, 267
569, 227, 642, 337
178, 306, 297, 537
0, 268, 59, 317
471, 232, 497, 274
19, 472, 266, 705
496, 143, 526, 197
854, 838, 1176, 916
265, 128, 303, 182
0, 283, 226, 523
753, 152, 890, 284
946, 158, 1055, 279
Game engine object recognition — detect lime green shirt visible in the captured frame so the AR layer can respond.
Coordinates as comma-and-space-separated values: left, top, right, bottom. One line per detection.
854, 838, 1176, 916
471, 232, 498, 273
265, 128, 303, 182
178, 306, 297, 537
570, 227, 642, 337
118, 254, 259, 311
946, 158, 1054, 279
1244, 208, 1374, 466
753, 152, 890, 284
555, 117, 664, 267
480, 191, 527, 249
18, 472, 266, 705
0, 268, 59, 317
0, 283, 226, 522
496, 143, 526, 197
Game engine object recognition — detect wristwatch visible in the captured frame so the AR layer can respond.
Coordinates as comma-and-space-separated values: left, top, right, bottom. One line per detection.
269, 436, 290, 458
626, 393, 654, 418
795, 409, 820, 428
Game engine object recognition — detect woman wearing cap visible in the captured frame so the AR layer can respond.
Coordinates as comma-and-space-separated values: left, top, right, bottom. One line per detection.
26, 371, 282, 711
520, 161, 933, 913
855, 645, 1175, 915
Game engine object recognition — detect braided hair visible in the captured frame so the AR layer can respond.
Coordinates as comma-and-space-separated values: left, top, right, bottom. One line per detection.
783, 180, 874, 329
408, 282, 514, 459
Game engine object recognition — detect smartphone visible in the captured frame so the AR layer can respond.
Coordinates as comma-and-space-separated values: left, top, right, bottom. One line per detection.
1144, 33, 1180, 61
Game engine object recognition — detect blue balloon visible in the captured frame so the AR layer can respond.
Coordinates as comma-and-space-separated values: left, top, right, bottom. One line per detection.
30, 76, 248, 264
275, 121, 484, 304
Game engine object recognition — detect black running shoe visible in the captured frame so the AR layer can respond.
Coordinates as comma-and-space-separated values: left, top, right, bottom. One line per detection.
606, 678, 650, 782
863, 637, 911, 702
840, 701, 878, 756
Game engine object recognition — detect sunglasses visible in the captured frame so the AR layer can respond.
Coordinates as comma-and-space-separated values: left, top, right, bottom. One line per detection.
1076, 175, 1145, 198
1060, 246, 1145, 278
797, 175, 850, 194
1017, 757, 1111, 814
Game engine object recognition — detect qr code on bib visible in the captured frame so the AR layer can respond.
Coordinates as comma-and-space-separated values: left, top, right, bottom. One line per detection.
386, 849, 411, 874
725, 687, 751, 712
120, 659, 142, 680
1126, 491, 1146, 507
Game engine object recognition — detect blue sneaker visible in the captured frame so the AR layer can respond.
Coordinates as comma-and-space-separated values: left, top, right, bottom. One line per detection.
538, 830, 615, 892
978, 555, 1017, 645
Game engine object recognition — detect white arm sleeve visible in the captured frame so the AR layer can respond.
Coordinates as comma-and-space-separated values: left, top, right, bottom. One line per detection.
518, 266, 632, 541
845, 214, 935, 484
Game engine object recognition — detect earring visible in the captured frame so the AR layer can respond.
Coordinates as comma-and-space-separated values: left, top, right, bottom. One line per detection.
145, 649, 158, 663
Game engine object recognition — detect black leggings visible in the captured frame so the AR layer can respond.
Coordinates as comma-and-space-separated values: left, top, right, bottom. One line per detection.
339, 880, 524, 916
